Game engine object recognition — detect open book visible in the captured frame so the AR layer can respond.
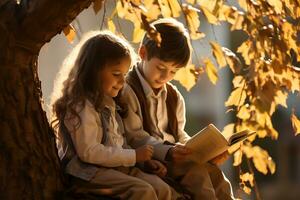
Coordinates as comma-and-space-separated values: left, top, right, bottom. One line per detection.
185, 124, 256, 165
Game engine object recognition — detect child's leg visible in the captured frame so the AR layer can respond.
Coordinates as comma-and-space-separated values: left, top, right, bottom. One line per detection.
129, 167, 174, 200
171, 162, 218, 200
90, 167, 158, 200
206, 163, 235, 200
168, 162, 235, 200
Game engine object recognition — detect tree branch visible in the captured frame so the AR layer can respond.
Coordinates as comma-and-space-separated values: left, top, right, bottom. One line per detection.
16, 0, 97, 53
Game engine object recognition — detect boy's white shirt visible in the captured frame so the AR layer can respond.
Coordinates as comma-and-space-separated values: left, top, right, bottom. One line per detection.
63, 96, 136, 168
121, 67, 191, 160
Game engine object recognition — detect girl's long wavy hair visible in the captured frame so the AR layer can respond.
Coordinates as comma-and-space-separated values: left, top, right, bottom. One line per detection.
50, 30, 136, 138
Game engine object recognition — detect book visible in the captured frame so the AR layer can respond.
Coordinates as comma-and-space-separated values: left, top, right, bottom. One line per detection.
185, 124, 256, 165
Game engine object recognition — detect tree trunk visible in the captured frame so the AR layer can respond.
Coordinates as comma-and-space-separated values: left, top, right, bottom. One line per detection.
0, 0, 96, 199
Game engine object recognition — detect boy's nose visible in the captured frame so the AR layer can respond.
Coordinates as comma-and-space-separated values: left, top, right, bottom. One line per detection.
160, 71, 171, 82
160, 71, 168, 80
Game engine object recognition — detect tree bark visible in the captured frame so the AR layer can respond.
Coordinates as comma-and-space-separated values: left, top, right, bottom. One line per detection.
0, 0, 96, 199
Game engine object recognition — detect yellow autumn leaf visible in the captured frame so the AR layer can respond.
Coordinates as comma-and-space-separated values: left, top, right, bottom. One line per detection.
266, 124, 279, 140
216, 4, 227, 21
286, 0, 300, 18
131, 0, 142, 5
157, 0, 172, 17
132, 23, 145, 43
233, 149, 242, 166
267, 156, 276, 174
210, 41, 227, 67
93, 0, 104, 14
197, 0, 217, 12
242, 185, 251, 194
225, 86, 247, 107
252, 146, 274, 175
274, 90, 288, 108
173, 64, 197, 91
253, 156, 268, 175
199, 5, 219, 25
232, 75, 246, 88
107, 19, 116, 33
257, 129, 268, 138
187, 0, 195, 4
204, 58, 218, 85
167, 0, 181, 17
144, 0, 160, 21
237, 40, 252, 65
223, 47, 242, 74
116, 0, 126, 18
237, 105, 250, 120
242, 145, 254, 158
255, 110, 273, 129
238, 0, 248, 11
116, 1, 141, 23
267, 0, 283, 14
140, 14, 162, 46
63, 24, 76, 43
240, 172, 254, 187
248, 132, 256, 142
231, 12, 244, 31
282, 22, 298, 53
220, 5, 238, 24
291, 69, 300, 92
298, 46, 300, 62
182, 4, 205, 40
291, 112, 300, 136
222, 123, 235, 145
255, 110, 279, 139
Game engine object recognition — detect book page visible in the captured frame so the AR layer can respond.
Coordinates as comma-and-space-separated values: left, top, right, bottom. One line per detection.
228, 130, 256, 145
185, 124, 229, 164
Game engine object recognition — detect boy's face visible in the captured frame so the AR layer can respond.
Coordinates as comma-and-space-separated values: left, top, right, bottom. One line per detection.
141, 57, 180, 89
140, 49, 181, 90
100, 57, 130, 97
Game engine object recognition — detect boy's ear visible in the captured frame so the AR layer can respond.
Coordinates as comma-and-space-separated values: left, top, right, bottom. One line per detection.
139, 46, 147, 60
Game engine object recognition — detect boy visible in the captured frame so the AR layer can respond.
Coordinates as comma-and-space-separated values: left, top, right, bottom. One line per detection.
121, 18, 235, 200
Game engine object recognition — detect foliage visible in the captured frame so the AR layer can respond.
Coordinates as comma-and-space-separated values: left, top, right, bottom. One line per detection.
63, 0, 300, 197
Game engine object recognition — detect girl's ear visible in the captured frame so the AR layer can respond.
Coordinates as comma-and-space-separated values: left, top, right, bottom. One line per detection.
139, 45, 147, 60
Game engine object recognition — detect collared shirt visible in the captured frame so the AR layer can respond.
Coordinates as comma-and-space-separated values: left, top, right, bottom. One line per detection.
62, 96, 136, 168
122, 66, 190, 150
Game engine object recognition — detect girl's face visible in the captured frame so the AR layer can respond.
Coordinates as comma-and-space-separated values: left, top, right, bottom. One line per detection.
100, 57, 131, 97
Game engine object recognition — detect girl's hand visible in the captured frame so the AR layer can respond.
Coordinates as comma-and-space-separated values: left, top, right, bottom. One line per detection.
144, 160, 167, 178
168, 143, 192, 163
135, 145, 153, 162
210, 151, 230, 166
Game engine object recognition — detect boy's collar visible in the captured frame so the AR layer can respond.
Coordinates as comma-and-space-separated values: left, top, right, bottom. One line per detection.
135, 63, 167, 98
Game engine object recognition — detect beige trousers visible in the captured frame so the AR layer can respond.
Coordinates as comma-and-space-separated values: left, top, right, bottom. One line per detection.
168, 162, 235, 200
89, 166, 173, 200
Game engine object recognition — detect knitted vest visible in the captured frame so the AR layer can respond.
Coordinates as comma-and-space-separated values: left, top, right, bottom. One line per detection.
126, 65, 179, 142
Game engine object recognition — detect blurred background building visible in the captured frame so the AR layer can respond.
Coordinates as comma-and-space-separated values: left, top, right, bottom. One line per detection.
38, 3, 300, 200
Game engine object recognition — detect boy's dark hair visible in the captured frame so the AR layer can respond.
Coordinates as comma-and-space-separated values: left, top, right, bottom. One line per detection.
141, 18, 191, 67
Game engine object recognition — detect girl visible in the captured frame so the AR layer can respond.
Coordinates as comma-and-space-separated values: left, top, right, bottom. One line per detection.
50, 31, 172, 200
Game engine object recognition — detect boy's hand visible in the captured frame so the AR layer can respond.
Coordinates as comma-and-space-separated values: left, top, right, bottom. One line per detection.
144, 160, 167, 178
135, 145, 153, 162
210, 151, 230, 166
168, 143, 192, 163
